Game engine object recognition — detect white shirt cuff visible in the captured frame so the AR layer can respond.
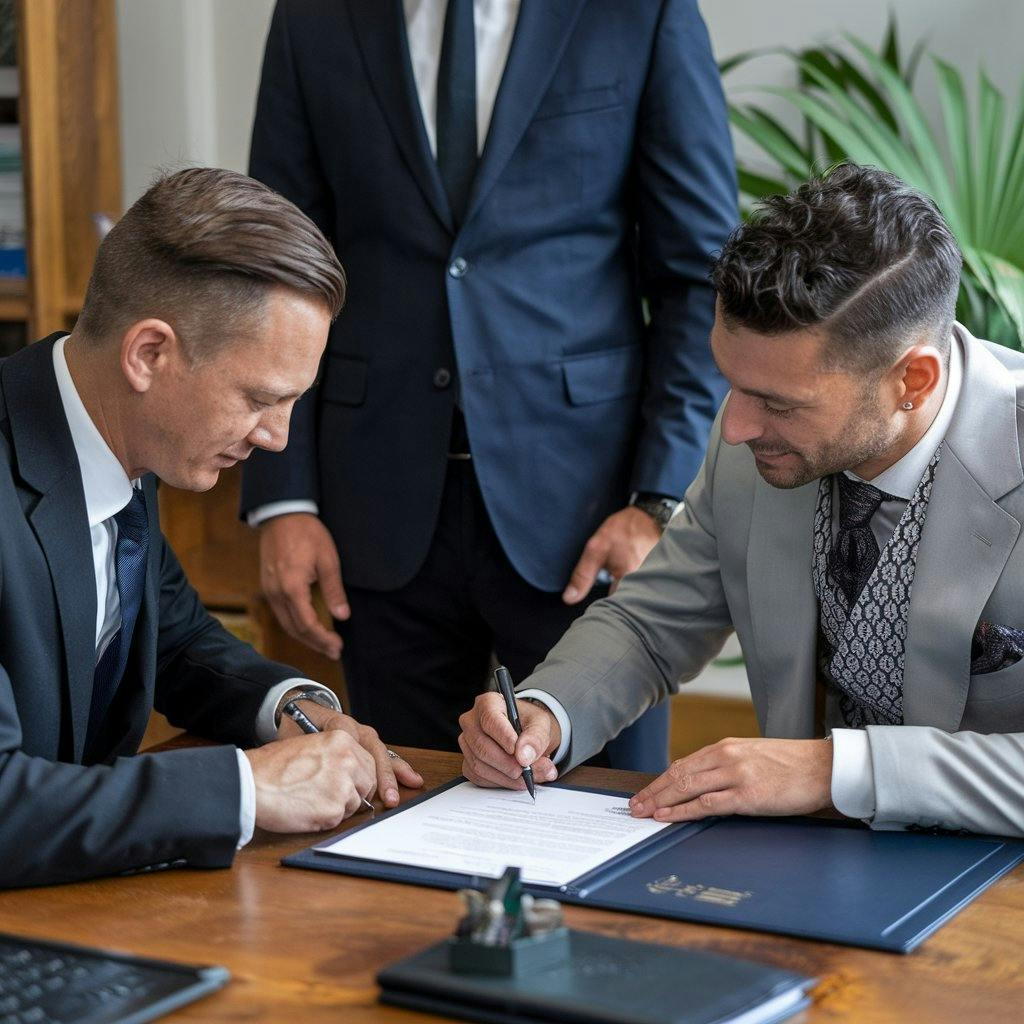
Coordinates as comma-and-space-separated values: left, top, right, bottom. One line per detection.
516, 688, 571, 766
255, 678, 342, 744
829, 728, 877, 820
246, 499, 319, 529
235, 747, 256, 849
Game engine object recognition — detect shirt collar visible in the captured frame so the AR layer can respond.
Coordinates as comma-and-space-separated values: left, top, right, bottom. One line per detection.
847, 329, 964, 501
52, 335, 136, 528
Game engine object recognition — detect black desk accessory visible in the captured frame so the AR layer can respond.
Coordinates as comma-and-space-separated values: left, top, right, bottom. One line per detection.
377, 866, 815, 1024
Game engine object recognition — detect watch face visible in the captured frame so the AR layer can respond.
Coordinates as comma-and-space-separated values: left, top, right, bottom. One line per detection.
635, 497, 675, 529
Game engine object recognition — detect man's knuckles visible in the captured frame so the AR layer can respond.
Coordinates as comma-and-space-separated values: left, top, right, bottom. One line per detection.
714, 737, 745, 760
479, 707, 516, 747
667, 761, 692, 790
357, 724, 380, 744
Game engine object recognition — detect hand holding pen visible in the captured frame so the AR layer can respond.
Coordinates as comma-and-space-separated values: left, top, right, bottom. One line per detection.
493, 666, 536, 801
282, 699, 377, 817
278, 695, 424, 810
457, 671, 561, 792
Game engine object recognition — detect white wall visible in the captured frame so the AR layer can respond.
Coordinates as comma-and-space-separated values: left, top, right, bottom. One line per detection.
710, 0, 1024, 94
117, 0, 274, 204
117, 0, 1024, 204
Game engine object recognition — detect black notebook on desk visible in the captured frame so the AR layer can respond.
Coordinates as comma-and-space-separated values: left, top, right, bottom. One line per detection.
283, 780, 1024, 953
378, 930, 814, 1024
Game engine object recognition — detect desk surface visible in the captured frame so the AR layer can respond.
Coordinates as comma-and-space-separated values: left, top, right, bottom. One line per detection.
1, 747, 1021, 1022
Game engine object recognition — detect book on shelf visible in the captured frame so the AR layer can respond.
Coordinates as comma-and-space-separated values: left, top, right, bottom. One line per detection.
0, 122, 24, 279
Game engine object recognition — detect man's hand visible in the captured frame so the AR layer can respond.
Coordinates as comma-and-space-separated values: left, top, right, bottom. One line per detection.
246, 730, 376, 833
458, 693, 561, 790
629, 738, 834, 822
563, 506, 661, 604
259, 513, 348, 659
278, 702, 423, 808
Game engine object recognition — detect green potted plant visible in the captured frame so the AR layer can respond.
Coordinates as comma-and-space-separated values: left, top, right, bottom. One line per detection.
723, 20, 1024, 350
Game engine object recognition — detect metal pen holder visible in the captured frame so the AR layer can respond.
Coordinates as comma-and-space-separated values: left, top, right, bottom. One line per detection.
448, 925, 570, 977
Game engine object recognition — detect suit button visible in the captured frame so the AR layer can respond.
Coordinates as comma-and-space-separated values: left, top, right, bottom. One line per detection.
448, 257, 469, 278
433, 368, 452, 389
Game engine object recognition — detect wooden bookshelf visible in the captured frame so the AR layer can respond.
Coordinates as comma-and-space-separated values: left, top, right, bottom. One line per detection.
13, 0, 121, 339
0, 276, 27, 320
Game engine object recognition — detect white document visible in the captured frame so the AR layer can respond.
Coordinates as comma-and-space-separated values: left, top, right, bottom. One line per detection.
319, 782, 670, 887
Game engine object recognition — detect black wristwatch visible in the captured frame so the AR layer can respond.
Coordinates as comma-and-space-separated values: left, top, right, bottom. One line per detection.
630, 491, 682, 531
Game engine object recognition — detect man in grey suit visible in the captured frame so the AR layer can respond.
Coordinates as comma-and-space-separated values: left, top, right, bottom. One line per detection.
458, 163, 1024, 838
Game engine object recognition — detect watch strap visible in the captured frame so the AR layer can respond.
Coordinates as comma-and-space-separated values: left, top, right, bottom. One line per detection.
630, 491, 681, 531
273, 686, 342, 727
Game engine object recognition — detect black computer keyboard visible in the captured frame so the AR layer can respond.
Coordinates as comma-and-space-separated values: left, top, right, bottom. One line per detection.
0, 933, 228, 1024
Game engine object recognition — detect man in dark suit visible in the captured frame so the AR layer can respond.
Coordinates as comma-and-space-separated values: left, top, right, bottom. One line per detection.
242, 0, 738, 769
0, 167, 421, 889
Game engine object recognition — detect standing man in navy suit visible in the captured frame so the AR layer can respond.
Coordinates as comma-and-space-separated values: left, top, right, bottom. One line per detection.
242, 0, 737, 769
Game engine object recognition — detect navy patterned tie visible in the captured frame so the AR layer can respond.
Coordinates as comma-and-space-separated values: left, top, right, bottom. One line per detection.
436, 0, 477, 226
87, 488, 150, 749
828, 475, 897, 606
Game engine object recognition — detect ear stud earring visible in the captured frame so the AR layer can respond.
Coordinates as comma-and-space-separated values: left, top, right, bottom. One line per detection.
902, 402, 914, 410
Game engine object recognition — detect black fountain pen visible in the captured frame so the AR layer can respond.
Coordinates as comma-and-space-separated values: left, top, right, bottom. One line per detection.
493, 665, 536, 801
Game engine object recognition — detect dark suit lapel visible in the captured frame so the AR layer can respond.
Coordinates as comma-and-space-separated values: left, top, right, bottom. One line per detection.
3, 336, 97, 762
347, 0, 454, 233
902, 330, 1023, 729
745, 473, 820, 739
463, 0, 587, 224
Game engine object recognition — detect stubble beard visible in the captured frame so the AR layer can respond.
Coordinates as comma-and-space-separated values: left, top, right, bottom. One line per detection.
753, 401, 899, 491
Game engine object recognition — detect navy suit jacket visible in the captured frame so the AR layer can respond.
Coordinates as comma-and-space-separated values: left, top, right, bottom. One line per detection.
241, 0, 737, 592
0, 337, 298, 888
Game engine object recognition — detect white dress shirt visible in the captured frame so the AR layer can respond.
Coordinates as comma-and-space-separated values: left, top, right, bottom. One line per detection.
52, 337, 338, 847
524, 334, 966, 825
247, 0, 522, 531
404, 0, 520, 158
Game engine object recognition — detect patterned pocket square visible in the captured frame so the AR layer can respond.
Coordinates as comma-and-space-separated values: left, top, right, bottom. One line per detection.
971, 621, 1024, 675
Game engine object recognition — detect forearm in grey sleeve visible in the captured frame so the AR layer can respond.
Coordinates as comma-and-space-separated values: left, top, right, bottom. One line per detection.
522, 411, 735, 770
866, 726, 1024, 837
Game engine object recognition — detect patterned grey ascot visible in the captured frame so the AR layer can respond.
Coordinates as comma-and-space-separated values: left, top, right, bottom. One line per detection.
813, 447, 942, 727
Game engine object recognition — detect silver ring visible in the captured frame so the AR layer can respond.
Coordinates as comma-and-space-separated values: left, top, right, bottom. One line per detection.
386, 749, 401, 760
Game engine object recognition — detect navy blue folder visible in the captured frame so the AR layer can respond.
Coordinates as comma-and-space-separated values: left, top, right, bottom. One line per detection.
282, 780, 1024, 953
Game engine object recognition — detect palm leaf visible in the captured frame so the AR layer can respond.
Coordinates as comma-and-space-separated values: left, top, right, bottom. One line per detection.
725, 27, 1024, 348
843, 40, 962, 226
933, 58, 974, 235
881, 16, 900, 73
718, 47, 776, 77
776, 70, 926, 187
976, 73, 1005, 245
728, 104, 810, 177
737, 167, 792, 203
989, 79, 1024, 262
821, 47, 900, 134
966, 248, 1024, 346
904, 37, 928, 87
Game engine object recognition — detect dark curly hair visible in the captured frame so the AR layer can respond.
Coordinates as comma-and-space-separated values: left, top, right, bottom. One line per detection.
711, 163, 962, 370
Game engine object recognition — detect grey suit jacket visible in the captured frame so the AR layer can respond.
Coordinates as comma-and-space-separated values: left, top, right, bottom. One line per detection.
524, 326, 1024, 837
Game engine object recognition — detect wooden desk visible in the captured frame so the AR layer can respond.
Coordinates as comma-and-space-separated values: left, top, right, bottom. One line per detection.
0, 748, 1021, 1022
